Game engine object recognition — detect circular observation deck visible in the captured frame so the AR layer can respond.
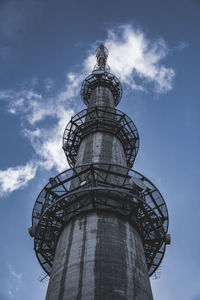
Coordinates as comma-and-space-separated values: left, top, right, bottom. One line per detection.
81, 71, 122, 106
31, 163, 169, 277
63, 106, 139, 169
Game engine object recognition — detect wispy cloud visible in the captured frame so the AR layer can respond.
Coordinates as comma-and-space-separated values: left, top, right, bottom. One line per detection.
23, 108, 74, 172
85, 24, 175, 93
0, 161, 37, 196
7, 265, 22, 297
0, 73, 79, 195
0, 24, 178, 196
172, 41, 189, 52
8, 290, 13, 298
8, 265, 22, 280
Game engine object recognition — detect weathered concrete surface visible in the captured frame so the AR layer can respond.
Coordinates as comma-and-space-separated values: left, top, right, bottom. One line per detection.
45, 85, 153, 299
75, 131, 127, 166
76, 86, 126, 167
45, 212, 153, 300
88, 86, 115, 109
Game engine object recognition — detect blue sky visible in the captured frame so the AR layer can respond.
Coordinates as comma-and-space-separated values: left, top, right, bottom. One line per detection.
0, 0, 200, 299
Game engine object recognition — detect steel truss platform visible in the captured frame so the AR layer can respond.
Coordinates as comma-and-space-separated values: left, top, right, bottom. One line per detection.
81, 72, 122, 106
63, 106, 139, 169
31, 163, 169, 277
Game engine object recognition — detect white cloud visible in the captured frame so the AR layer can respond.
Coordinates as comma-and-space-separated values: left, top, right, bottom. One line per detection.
85, 24, 175, 93
0, 24, 177, 196
24, 108, 73, 172
0, 162, 37, 196
0, 69, 78, 195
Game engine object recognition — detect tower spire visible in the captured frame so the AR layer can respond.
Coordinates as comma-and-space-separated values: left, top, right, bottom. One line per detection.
81, 44, 121, 106
94, 43, 109, 72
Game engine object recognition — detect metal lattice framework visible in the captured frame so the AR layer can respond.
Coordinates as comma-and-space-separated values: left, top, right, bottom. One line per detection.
63, 107, 139, 169
31, 163, 168, 277
81, 72, 122, 106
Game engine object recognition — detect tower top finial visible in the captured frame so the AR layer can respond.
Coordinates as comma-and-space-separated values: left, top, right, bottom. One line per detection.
81, 43, 122, 105
94, 44, 110, 72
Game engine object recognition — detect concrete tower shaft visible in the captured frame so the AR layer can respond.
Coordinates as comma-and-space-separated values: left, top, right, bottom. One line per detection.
30, 44, 169, 300
45, 83, 153, 300
76, 86, 126, 167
